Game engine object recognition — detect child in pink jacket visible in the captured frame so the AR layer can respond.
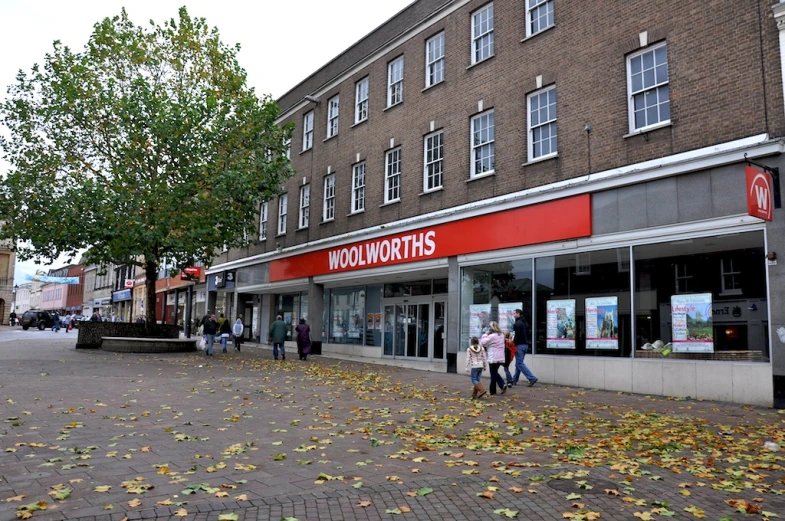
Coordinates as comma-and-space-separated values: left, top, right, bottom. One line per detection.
465, 336, 487, 399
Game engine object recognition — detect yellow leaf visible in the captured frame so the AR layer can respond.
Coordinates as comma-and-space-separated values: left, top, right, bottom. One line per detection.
634, 513, 653, 521
571, 502, 585, 509
234, 494, 247, 501
174, 508, 188, 517
6, 495, 26, 502
358, 500, 372, 507
156, 499, 173, 506
140, 446, 151, 452
528, 489, 538, 494
478, 490, 494, 499
215, 492, 229, 498
680, 489, 691, 496
604, 489, 619, 496
127, 499, 142, 508
94, 486, 112, 493
509, 486, 524, 493
407, 492, 417, 497
400, 506, 411, 513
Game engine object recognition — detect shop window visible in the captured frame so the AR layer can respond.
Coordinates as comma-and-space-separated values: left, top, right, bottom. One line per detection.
634, 231, 767, 361
534, 248, 632, 357
365, 285, 383, 347
275, 291, 308, 341
329, 287, 365, 345
384, 280, 432, 297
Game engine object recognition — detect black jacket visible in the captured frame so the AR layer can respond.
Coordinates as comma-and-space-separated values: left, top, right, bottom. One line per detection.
513, 316, 531, 346
203, 317, 218, 335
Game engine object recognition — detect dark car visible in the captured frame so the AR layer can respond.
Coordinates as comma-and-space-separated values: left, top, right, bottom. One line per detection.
20, 310, 55, 330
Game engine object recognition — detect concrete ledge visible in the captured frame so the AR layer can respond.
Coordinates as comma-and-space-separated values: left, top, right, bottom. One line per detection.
101, 337, 197, 353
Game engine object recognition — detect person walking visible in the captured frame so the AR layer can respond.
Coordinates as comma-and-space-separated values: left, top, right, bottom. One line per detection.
503, 331, 517, 386
9, 311, 17, 327
269, 314, 288, 360
90, 311, 101, 322
52, 312, 60, 332
295, 318, 312, 360
219, 315, 232, 353
465, 336, 487, 399
63, 313, 72, 333
511, 309, 537, 386
232, 315, 244, 352
202, 313, 218, 357
480, 321, 507, 395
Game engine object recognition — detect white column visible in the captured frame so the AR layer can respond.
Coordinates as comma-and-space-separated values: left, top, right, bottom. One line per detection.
774, 2, 785, 121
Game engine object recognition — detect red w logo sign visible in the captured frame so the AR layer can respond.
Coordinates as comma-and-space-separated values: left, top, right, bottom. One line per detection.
746, 166, 773, 221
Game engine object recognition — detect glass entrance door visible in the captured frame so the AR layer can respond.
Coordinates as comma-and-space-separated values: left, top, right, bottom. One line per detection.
382, 299, 446, 360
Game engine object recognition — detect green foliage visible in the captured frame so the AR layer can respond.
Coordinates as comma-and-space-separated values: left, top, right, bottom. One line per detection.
0, 7, 293, 316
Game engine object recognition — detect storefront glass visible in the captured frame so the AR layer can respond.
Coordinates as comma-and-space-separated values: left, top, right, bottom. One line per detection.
329, 287, 366, 344
276, 292, 308, 341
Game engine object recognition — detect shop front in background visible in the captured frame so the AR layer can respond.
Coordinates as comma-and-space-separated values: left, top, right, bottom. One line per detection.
460, 230, 768, 363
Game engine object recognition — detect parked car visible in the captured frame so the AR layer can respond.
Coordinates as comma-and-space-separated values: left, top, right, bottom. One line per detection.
20, 310, 55, 330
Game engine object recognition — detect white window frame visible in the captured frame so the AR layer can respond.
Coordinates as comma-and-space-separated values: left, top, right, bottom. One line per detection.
527, 85, 558, 161
387, 56, 404, 107
384, 148, 402, 204
302, 111, 314, 151
355, 77, 369, 124
526, 0, 554, 37
674, 262, 691, 294
423, 130, 444, 192
284, 138, 291, 160
627, 42, 670, 133
323, 174, 335, 222
352, 162, 366, 213
327, 95, 339, 138
720, 257, 743, 296
470, 110, 495, 178
259, 202, 268, 240
471, 3, 494, 65
425, 32, 445, 88
299, 185, 310, 229
277, 194, 287, 235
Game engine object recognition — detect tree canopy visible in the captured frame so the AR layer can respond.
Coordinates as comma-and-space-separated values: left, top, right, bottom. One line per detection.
0, 7, 294, 322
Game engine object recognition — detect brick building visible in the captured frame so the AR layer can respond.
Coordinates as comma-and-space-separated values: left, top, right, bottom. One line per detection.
207, 0, 785, 405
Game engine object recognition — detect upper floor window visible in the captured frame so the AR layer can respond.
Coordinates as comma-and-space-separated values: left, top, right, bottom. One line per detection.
284, 137, 291, 159
526, 0, 554, 36
721, 257, 742, 296
327, 95, 339, 138
426, 32, 445, 87
424, 130, 444, 192
302, 111, 314, 151
355, 77, 369, 124
352, 162, 366, 213
278, 194, 287, 235
471, 4, 494, 64
299, 185, 310, 229
627, 42, 670, 132
385, 148, 402, 203
259, 202, 268, 240
323, 174, 335, 222
528, 85, 557, 161
471, 110, 495, 177
675, 262, 691, 294
387, 56, 404, 107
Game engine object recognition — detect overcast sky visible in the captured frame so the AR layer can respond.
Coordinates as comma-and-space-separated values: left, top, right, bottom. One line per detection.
2, 0, 414, 285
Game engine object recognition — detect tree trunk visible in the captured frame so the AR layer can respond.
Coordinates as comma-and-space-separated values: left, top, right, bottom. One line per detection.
144, 259, 158, 330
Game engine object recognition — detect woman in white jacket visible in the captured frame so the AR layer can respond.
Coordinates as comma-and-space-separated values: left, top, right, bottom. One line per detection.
480, 321, 508, 395
232, 315, 244, 352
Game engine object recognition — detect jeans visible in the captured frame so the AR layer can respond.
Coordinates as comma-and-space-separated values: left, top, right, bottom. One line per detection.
470, 367, 483, 385
221, 335, 228, 352
205, 334, 215, 356
234, 336, 242, 350
488, 362, 506, 394
53, 322, 60, 332
513, 345, 537, 384
273, 342, 285, 359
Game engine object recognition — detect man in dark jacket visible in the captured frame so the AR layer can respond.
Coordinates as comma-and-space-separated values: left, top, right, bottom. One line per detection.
269, 314, 288, 360
512, 309, 537, 386
202, 313, 218, 357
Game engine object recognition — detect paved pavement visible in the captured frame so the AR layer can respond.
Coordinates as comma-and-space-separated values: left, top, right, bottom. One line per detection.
2, 326, 785, 521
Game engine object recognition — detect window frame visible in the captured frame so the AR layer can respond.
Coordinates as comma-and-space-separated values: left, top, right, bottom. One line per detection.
674, 262, 692, 294
387, 56, 404, 107
471, 3, 494, 65
720, 257, 743, 296
299, 184, 310, 229
352, 162, 366, 213
284, 137, 291, 160
384, 148, 402, 204
527, 85, 558, 162
277, 194, 288, 235
323, 174, 336, 222
423, 130, 444, 192
626, 41, 670, 133
302, 111, 314, 151
259, 202, 268, 241
470, 109, 495, 178
526, 0, 554, 37
425, 32, 445, 88
326, 95, 339, 138
355, 77, 369, 124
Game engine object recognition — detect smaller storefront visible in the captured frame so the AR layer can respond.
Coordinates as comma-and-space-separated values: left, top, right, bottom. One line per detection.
112, 289, 132, 321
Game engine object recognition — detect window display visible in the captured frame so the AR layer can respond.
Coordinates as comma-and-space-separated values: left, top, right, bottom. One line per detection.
329, 287, 365, 345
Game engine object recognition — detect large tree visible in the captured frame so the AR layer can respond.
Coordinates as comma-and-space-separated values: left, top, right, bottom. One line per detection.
0, 7, 294, 325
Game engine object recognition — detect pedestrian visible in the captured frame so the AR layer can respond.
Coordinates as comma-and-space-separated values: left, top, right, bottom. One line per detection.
202, 313, 218, 357
219, 315, 231, 353
480, 321, 507, 395
503, 331, 517, 387
511, 309, 538, 387
233, 315, 244, 352
64, 313, 72, 333
52, 312, 60, 332
110, 311, 117, 323
295, 318, 311, 360
9, 311, 17, 327
269, 314, 287, 360
90, 311, 100, 322
465, 336, 487, 399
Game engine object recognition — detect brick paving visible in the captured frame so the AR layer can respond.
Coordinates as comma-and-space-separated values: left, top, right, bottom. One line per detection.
2, 328, 785, 520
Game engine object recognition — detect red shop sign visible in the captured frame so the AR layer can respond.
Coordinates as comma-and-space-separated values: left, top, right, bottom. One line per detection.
746, 166, 774, 221
270, 194, 592, 282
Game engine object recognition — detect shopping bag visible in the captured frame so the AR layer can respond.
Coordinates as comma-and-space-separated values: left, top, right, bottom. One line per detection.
199, 336, 207, 350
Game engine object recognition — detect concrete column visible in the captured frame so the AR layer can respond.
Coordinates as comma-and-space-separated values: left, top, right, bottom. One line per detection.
308, 278, 324, 354
446, 256, 461, 373
774, 3, 785, 122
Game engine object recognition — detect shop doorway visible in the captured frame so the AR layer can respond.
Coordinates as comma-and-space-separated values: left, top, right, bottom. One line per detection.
382, 297, 447, 360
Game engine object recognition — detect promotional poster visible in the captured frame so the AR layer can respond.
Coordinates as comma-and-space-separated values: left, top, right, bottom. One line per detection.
671, 293, 713, 353
585, 296, 619, 350
546, 299, 576, 349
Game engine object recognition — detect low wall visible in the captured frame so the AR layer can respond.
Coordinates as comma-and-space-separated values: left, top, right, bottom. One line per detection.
102, 337, 197, 353
76, 322, 180, 349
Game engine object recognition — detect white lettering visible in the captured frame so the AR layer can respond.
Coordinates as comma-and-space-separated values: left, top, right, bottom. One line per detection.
328, 250, 340, 270
424, 230, 436, 255
411, 232, 424, 257
756, 185, 769, 211
339, 249, 350, 268
349, 246, 359, 267
366, 242, 380, 264
358, 245, 366, 265
391, 238, 402, 260
401, 236, 412, 258
379, 240, 391, 262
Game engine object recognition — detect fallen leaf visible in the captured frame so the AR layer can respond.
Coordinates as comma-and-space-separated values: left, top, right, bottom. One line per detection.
494, 508, 519, 518
509, 486, 523, 493
358, 500, 372, 507
217, 514, 238, 521
94, 486, 112, 493
477, 491, 495, 499
174, 508, 188, 517
127, 499, 142, 508
6, 495, 26, 502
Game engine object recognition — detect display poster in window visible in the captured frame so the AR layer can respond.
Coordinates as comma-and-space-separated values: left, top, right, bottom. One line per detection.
671, 293, 713, 353
546, 299, 576, 349
332, 313, 344, 340
585, 297, 619, 350
469, 304, 491, 339
367, 313, 374, 330
498, 302, 522, 334
375, 313, 383, 330
347, 312, 363, 339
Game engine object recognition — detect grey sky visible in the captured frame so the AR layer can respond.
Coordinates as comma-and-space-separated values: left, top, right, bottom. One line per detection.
2, 0, 414, 284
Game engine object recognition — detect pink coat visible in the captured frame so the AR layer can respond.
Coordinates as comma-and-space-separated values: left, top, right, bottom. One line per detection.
480, 332, 506, 363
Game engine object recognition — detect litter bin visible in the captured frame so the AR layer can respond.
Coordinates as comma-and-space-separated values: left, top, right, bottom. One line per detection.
310, 341, 322, 355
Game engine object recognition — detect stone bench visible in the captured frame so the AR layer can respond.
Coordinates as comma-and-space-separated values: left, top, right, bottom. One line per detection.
101, 337, 197, 353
